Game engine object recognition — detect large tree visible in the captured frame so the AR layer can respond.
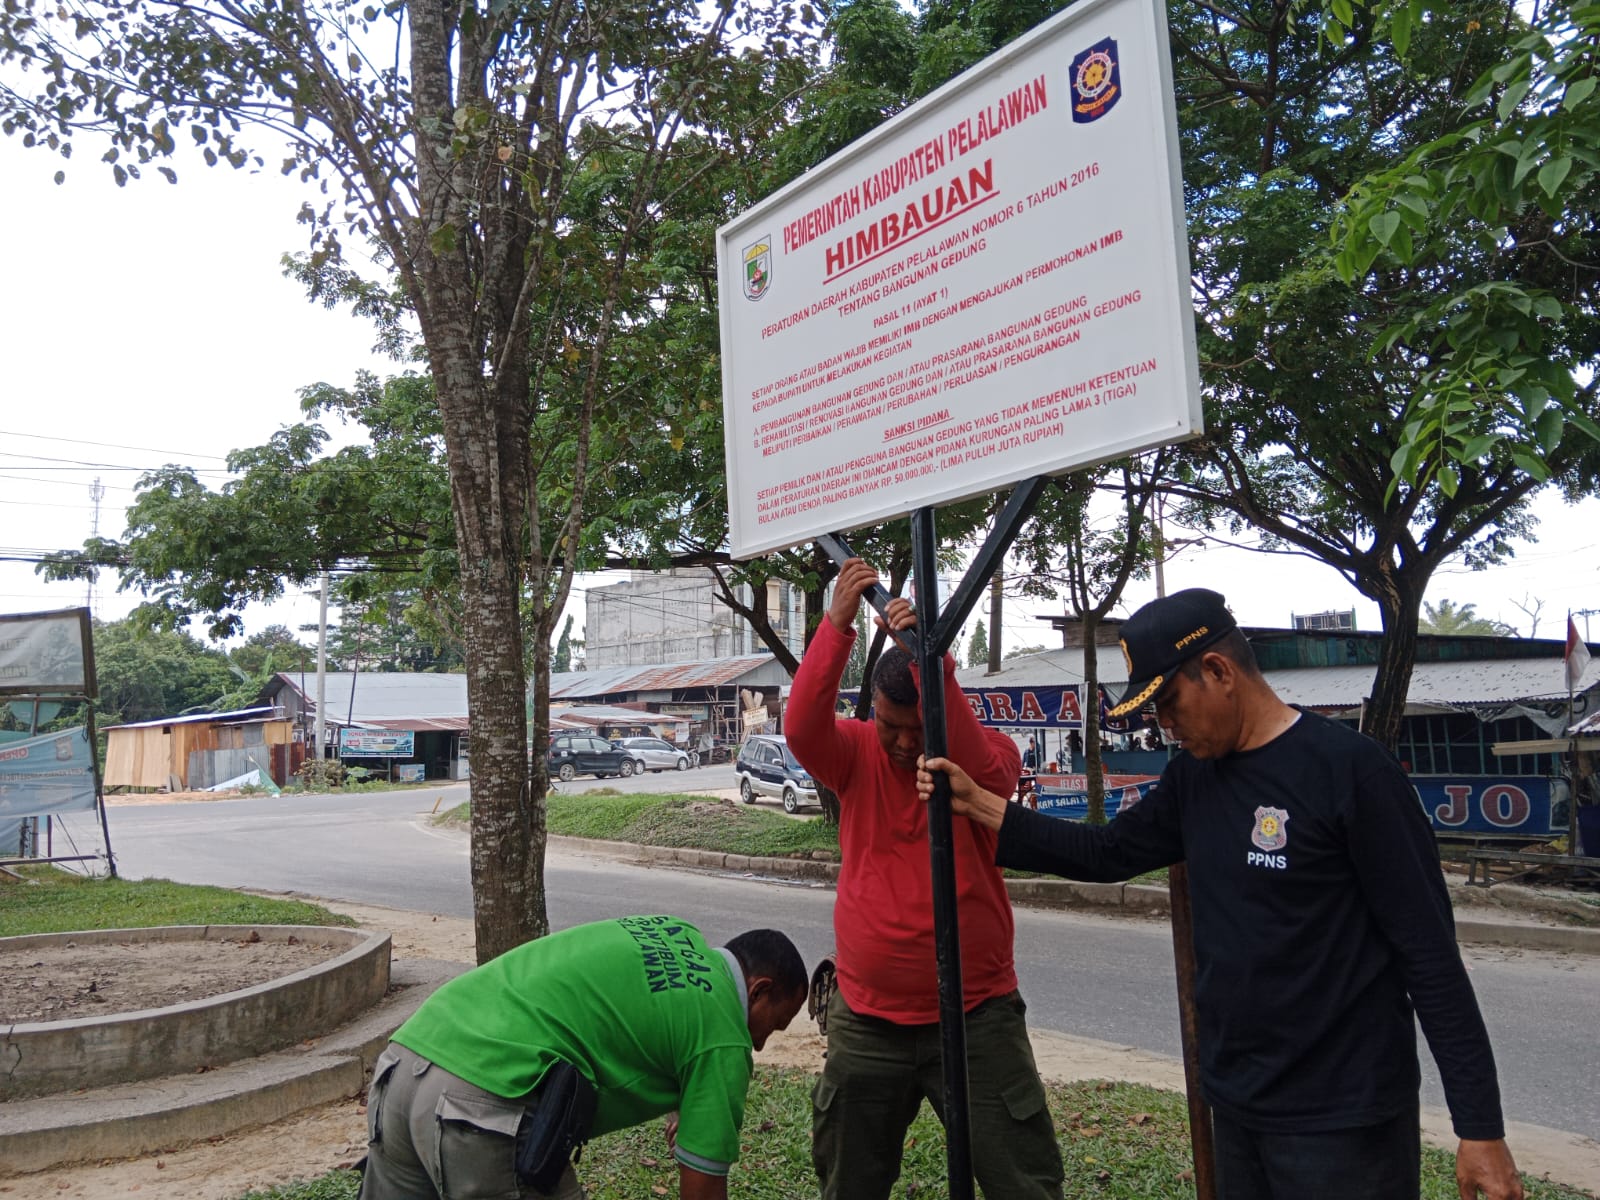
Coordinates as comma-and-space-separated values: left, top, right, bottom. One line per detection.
1162, 0, 1600, 748
3, 0, 811, 960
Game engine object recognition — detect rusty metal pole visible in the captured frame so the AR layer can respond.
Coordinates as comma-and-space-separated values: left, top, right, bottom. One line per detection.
1168, 861, 1215, 1198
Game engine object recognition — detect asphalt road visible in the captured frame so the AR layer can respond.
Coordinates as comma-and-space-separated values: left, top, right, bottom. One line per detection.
95, 782, 1600, 1141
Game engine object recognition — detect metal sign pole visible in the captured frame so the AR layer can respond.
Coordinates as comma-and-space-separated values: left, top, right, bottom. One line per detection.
911, 504, 975, 1200
819, 476, 1048, 1200
1168, 862, 1213, 1196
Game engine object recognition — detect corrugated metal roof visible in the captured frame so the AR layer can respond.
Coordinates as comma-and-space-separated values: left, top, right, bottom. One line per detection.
352, 716, 471, 733
104, 706, 282, 732
266, 672, 469, 724
954, 647, 1128, 689
954, 648, 1589, 710
550, 704, 691, 726
1571, 710, 1600, 736
549, 654, 785, 699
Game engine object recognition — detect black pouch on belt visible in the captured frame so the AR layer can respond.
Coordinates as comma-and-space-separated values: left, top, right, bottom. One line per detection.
514, 1060, 598, 1192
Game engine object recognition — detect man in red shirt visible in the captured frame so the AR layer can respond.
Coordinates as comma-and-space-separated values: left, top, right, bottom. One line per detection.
786, 557, 1063, 1200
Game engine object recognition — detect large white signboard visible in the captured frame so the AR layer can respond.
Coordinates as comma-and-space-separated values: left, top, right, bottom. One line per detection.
718, 0, 1200, 558
0, 609, 92, 696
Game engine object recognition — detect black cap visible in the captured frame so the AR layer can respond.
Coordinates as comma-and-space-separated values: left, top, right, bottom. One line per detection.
1106, 588, 1237, 718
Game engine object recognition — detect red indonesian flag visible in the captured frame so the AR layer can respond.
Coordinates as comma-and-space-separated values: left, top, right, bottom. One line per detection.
1567, 616, 1593, 692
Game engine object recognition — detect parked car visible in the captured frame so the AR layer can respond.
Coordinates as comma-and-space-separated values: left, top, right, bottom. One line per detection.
734, 733, 818, 813
547, 732, 638, 782
614, 736, 692, 772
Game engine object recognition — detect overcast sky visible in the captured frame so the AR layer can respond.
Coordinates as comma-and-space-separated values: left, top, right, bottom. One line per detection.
3, 139, 1597, 660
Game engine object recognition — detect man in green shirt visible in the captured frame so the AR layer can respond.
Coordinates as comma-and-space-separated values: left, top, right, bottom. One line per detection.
359, 916, 807, 1200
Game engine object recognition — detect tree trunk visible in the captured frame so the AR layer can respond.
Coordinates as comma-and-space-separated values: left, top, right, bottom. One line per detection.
432, 353, 541, 965
1360, 572, 1424, 752
1082, 612, 1106, 825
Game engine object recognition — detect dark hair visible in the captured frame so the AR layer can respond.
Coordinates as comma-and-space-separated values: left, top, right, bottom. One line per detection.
872, 645, 919, 706
1177, 629, 1261, 681
725, 929, 807, 997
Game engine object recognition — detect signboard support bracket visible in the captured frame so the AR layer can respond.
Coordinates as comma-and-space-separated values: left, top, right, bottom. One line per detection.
816, 474, 1047, 1200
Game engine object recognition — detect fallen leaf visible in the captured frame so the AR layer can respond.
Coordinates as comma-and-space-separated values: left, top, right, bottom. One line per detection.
1096, 1169, 1111, 1181
758, 1119, 776, 1132
651, 1187, 669, 1196
640, 1157, 659, 1167
1178, 1168, 1195, 1182
155, 1162, 165, 1170
1129, 1112, 1152, 1125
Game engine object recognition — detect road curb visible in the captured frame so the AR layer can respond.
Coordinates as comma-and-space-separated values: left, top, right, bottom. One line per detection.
548, 835, 1600, 953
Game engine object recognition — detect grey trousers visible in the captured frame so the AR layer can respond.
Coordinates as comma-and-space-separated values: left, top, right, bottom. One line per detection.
812, 989, 1065, 1200
358, 1043, 583, 1200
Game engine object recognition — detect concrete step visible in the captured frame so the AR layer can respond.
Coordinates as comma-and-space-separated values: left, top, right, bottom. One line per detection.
0, 958, 465, 1176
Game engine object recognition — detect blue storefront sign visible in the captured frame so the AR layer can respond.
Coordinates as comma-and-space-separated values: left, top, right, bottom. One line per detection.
959, 684, 1155, 733
1034, 772, 1161, 820
1032, 773, 1552, 837
1415, 776, 1552, 837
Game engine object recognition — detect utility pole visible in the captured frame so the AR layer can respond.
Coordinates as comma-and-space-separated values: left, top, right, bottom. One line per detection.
86, 477, 105, 615
1577, 608, 1599, 641
315, 572, 329, 760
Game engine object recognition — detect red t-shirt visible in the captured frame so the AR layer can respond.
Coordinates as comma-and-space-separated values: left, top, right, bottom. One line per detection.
786, 617, 1021, 1022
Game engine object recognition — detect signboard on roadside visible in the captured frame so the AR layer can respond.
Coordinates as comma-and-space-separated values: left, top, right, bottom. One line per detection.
718, 0, 1200, 558
339, 728, 415, 757
0, 609, 93, 696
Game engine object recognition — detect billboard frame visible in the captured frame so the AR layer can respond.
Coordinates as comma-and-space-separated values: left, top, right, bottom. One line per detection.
718, 0, 1200, 560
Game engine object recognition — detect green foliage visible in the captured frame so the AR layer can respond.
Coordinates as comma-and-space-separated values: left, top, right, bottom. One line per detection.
553, 614, 578, 674
967, 616, 990, 669
0, 868, 354, 937
1332, 1, 1600, 493
234, 1172, 360, 1200
1418, 599, 1512, 636
493, 792, 844, 858
296, 758, 348, 790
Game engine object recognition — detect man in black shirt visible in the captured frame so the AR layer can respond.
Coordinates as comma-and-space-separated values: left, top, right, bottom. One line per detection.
918, 588, 1522, 1200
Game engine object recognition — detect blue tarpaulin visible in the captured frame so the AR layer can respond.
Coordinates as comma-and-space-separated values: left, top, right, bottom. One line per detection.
0, 726, 96, 817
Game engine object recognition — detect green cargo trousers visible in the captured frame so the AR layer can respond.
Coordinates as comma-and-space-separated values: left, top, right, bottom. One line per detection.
358, 1043, 583, 1200
811, 989, 1064, 1200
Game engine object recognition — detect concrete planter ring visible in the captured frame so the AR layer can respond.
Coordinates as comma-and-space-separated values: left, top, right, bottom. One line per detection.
0, 925, 391, 1102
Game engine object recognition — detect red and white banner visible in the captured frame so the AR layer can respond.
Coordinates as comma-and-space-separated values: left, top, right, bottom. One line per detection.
1567, 615, 1592, 692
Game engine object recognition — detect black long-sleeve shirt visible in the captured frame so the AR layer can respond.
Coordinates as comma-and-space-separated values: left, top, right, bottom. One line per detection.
996, 709, 1505, 1139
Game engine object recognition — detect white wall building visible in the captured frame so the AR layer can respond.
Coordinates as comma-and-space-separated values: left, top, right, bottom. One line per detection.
584, 569, 805, 669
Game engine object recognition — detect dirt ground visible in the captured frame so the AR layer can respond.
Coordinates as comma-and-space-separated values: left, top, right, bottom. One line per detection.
0, 899, 830, 1200
0, 935, 344, 1024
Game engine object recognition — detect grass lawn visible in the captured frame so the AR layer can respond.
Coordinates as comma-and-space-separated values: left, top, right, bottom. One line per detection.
439, 793, 842, 860
0, 867, 355, 936
235, 1070, 1596, 1200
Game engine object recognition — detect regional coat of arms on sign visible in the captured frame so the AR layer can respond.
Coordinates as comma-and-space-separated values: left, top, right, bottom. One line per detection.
742, 237, 773, 301
1251, 806, 1289, 851
1070, 36, 1122, 124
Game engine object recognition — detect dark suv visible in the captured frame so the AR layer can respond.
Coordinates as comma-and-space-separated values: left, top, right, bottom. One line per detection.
734, 733, 819, 813
547, 732, 638, 782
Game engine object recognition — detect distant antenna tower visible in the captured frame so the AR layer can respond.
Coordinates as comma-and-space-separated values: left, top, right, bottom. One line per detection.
87, 476, 106, 615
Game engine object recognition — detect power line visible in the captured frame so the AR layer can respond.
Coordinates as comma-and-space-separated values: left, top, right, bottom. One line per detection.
0, 429, 230, 461
0, 457, 233, 474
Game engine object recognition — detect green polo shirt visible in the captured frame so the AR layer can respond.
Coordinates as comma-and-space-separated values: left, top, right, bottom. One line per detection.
393, 915, 753, 1174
